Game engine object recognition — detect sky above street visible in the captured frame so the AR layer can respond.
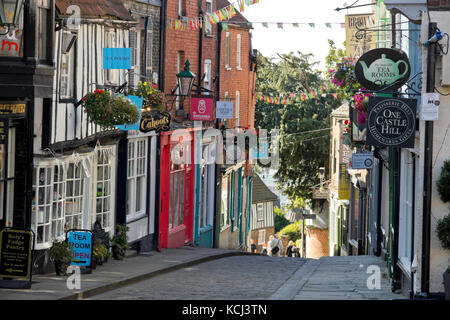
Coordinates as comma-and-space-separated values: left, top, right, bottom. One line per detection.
239, 0, 373, 70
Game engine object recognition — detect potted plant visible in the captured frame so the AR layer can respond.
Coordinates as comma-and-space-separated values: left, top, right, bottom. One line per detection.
133, 81, 165, 112
436, 213, 450, 300
437, 159, 450, 203
81, 89, 140, 128
92, 240, 109, 266
111, 224, 129, 260
49, 240, 73, 276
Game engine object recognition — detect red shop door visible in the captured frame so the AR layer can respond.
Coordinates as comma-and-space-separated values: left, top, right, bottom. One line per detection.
159, 134, 194, 249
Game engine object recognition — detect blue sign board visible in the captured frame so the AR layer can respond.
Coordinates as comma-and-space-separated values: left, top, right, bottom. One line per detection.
115, 95, 143, 131
67, 230, 92, 267
251, 141, 269, 159
103, 48, 132, 69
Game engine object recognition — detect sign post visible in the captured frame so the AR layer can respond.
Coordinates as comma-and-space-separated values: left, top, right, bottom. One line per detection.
0, 228, 34, 289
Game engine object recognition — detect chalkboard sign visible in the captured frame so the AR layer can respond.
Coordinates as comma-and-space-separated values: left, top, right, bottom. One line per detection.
0, 228, 34, 279
0, 118, 8, 144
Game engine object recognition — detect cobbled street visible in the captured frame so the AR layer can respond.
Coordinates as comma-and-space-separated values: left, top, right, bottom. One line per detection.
89, 255, 401, 300
91, 256, 306, 300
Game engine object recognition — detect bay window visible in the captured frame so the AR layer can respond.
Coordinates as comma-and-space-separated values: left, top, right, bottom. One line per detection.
65, 163, 85, 230
95, 147, 115, 231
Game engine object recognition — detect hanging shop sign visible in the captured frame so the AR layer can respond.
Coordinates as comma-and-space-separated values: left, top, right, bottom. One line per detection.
366, 97, 417, 148
0, 118, 9, 144
0, 103, 26, 115
338, 163, 350, 200
420, 92, 440, 121
216, 101, 234, 119
67, 230, 93, 267
191, 97, 213, 121
103, 48, 132, 69
139, 110, 171, 133
345, 13, 376, 58
355, 48, 411, 91
0, 228, 34, 280
350, 152, 374, 169
115, 95, 143, 131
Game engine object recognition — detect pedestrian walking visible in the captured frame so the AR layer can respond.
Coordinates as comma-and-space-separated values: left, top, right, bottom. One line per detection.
268, 234, 283, 257
286, 240, 295, 257
250, 239, 257, 253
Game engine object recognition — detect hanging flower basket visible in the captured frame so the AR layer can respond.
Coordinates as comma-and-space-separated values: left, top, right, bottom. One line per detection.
132, 82, 165, 112
81, 89, 140, 127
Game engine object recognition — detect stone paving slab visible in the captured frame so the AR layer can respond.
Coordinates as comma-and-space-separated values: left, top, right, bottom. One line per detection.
274, 255, 404, 300
0, 247, 251, 300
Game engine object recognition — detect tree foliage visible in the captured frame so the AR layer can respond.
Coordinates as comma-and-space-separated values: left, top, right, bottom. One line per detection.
274, 206, 290, 233
254, 47, 344, 205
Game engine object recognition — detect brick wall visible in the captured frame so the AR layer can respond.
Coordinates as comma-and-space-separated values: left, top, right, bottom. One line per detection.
249, 227, 274, 253
219, 24, 256, 130
164, 0, 218, 121
428, 0, 450, 9
306, 228, 329, 259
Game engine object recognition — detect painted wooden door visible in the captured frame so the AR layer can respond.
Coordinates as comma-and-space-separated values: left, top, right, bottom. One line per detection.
159, 133, 195, 249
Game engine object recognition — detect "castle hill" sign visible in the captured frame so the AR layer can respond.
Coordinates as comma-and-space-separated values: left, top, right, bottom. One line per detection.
366, 97, 417, 148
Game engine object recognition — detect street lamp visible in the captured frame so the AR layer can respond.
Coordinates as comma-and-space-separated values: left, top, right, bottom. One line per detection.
0, 0, 24, 27
176, 60, 195, 97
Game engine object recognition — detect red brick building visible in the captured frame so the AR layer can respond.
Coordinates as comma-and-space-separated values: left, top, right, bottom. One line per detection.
217, 0, 257, 130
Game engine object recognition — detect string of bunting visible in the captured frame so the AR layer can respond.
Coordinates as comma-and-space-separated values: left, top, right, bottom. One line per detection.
256, 88, 339, 105
168, 0, 256, 31
167, 0, 345, 32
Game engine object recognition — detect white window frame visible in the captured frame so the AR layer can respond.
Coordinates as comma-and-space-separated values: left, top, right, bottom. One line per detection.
126, 138, 148, 222
225, 32, 230, 69
206, 0, 213, 14
94, 146, 116, 233
59, 31, 75, 99
257, 203, 264, 221
65, 163, 86, 231
236, 34, 242, 70
235, 91, 240, 128
220, 174, 231, 231
258, 229, 266, 245
105, 29, 118, 84
203, 59, 211, 95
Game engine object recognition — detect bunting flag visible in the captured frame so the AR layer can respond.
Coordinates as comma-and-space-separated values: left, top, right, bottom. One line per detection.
222, 22, 229, 31
325, 23, 331, 28
239, 0, 245, 12
262, 22, 268, 28
293, 23, 299, 28
277, 23, 283, 29
309, 23, 315, 28
255, 91, 339, 105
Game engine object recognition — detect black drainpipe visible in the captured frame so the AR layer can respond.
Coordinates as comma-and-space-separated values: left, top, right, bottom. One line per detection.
421, 21, 437, 297
159, 0, 167, 92
376, 153, 383, 256
212, 21, 222, 248
197, 1, 203, 96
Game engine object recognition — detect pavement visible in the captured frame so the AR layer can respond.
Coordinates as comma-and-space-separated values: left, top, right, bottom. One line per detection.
271, 255, 402, 300
0, 247, 252, 300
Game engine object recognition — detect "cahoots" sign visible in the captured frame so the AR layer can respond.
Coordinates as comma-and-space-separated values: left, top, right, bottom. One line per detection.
366, 97, 417, 148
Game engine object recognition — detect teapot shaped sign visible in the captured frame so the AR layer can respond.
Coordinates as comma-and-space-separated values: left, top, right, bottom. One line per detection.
355, 48, 411, 91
